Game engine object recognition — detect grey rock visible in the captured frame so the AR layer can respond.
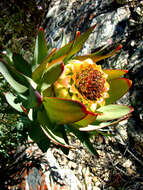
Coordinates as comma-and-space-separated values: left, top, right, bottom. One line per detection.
45, 149, 82, 190
44, 0, 130, 52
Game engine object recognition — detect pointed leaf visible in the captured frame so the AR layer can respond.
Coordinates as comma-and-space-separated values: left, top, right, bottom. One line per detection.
42, 86, 55, 97
0, 61, 28, 93
104, 69, 128, 80
74, 111, 100, 128
28, 87, 42, 108
43, 97, 88, 124
50, 24, 96, 63
13, 53, 32, 77
41, 125, 70, 148
37, 111, 70, 148
28, 109, 33, 121
106, 78, 132, 104
79, 113, 132, 132
50, 42, 73, 61
32, 48, 57, 83
28, 121, 50, 152
37, 109, 52, 128
96, 104, 133, 123
5, 92, 23, 112
33, 27, 49, 70
63, 24, 96, 62
74, 44, 122, 62
38, 62, 64, 92
13, 93, 29, 112
79, 122, 115, 131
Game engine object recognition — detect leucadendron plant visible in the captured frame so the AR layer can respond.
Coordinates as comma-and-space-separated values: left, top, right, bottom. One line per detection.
0, 25, 133, 156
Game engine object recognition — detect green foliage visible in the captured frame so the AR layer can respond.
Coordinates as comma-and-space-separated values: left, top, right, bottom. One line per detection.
0, 114, 28, 157
0, 24, 133, 156
0, 78, 28, 158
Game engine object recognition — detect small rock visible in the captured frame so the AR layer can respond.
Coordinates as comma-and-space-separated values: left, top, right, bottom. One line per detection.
123, 159, 132, 168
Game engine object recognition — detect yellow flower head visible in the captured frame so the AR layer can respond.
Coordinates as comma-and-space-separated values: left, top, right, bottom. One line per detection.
54, 59, 109, 112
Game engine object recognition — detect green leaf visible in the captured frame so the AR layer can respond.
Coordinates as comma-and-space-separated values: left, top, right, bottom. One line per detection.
27, 87, 42, 108
79, 122, 113, 131
96, 104, 133, 123
63, 24, 96, 63
13, 53, 32, 77
106, 78, 132, 104
50, 24, 96, 63
95, 130, 114, 137
74, 44, 122, 62
41, 125, 70, 148
42, 86, 55, 97
79, 113, 131, 132
5, 92, 23, 112
0, 61, 28, 93
33, 27, 49, 70
43, 97, 88, 124
73, 112, 100, 127
38, 62, 64, 92
32, 48, 57, 83
37, 109, 52, 128
28, 109, 33, 121
37, 110, 70, 147
51, 42, 73, 61
28, 121, 50, 152
104, 69, 128, 80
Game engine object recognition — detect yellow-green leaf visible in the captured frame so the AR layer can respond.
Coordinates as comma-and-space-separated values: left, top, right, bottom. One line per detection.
74, 111, 101, 128
28, 121, 50, 152
63, 24, 96, 62
38, 62, 64, 92
106, 78, 132, 104
13, 53, 32, 77
43, 97, 88, 124
5, 92, 23, 112
41, 125, 70, 148
79, 113, 131, 132
74, 44, 122, 62
32, 48, 57, 83
104, 69, 128, 80
96, 104, 133, 122
0, 61, 28, 93
33, 27, 49, 70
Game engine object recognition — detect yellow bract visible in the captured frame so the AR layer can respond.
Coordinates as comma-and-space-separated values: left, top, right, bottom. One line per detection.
54, 59, 110, 112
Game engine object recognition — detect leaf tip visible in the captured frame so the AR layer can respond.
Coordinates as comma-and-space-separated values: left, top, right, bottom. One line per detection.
91, 23, 97, 29
115, 44, 122, 52
122, 70, 128, 74
36, 91, 43, 106
61, 62, 65, 73
125, 78, 132, 89
76, 31, 80, 37
39, 26, 44, 33
20, 105, 28, 115
129, 105, 134, 113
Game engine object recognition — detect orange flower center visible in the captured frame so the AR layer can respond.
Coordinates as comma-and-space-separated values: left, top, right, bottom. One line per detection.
75, 67, 105, 101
